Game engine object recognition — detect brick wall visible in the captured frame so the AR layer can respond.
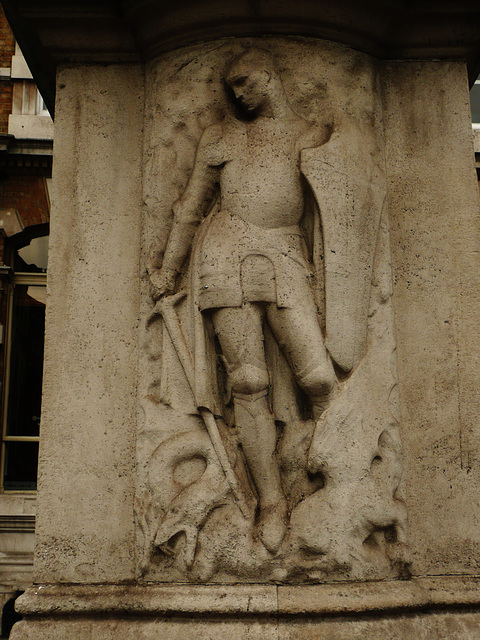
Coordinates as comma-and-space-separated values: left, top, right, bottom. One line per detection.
0, 81, 12, 133
0, 4, 14, 134
0, 5, 15, 68
0, 175, 50, 227
0, 172, 50, 270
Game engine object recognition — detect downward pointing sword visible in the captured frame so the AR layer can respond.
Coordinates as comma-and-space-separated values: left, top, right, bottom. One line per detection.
150, 292, 250, 519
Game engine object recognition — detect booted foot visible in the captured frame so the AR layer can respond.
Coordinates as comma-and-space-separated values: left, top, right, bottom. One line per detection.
257, 502, 288, 554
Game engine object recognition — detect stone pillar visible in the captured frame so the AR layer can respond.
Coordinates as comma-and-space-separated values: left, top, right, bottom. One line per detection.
7, 9, 480, 640
383, 60, 480, 577
28, 64, 143, 585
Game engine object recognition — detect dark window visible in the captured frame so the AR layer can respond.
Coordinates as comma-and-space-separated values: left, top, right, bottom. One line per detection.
470, 81, 480, 124
5, 285, 44, 439
1, 230, 48, 492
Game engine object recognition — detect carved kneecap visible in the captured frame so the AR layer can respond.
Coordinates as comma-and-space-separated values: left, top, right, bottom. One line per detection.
229, 363, 269, 396
297, 364, 334, 398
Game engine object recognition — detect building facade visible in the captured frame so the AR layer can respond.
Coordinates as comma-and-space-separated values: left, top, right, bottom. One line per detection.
0, 4, 52, 634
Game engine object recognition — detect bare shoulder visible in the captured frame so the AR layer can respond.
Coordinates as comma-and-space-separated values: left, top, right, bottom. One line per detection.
200, 122, 224, 145
197, 122, 226, 166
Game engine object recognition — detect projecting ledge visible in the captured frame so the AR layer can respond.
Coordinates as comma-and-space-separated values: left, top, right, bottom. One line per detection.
14, 575, 480, 618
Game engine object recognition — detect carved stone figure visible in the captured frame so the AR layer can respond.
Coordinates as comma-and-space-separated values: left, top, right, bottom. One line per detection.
139, 42, 409, 583
150, 48, 335, 553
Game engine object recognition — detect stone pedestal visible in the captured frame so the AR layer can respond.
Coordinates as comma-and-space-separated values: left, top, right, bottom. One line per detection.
11, 578, 480, 639
5, 3, 480, 638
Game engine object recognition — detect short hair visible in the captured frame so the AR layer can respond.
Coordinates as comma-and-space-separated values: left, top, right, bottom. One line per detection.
225, 48, 277, 85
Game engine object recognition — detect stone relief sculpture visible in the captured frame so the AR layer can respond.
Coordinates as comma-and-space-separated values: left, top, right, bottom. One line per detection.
137, 42, 410, 583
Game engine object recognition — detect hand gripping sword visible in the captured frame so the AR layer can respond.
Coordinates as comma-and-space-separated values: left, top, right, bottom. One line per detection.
150, 291, 250, 519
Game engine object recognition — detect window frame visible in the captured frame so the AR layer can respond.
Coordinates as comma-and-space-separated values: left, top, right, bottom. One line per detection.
0, 271, 46, 493
471, 79, 480, 128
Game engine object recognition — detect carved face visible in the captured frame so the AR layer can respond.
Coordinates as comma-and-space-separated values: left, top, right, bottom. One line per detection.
227, 68, 271, 113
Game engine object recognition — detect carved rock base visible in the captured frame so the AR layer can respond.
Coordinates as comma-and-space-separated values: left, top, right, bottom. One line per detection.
11, 577, 480, 639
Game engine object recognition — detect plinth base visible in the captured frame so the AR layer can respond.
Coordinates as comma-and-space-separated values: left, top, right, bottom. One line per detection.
10, 576, 480, 639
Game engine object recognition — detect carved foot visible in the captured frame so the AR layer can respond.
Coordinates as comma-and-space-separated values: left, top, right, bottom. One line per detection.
256, 502, 288, 554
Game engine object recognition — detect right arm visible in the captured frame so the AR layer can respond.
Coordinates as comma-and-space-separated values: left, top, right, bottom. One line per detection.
149, 125, 223, 298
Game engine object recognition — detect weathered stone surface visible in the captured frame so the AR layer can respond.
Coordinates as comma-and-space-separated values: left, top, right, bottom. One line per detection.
278, 614, 480, 640
11, 618, 279, 640
138, 38, 407, 583
13, 576, 480, 615
12, 613, 480, 640
11, 577, 480, 638
382, 60, 480, 576
9, 24, 480, 640
33, 63, 144, 583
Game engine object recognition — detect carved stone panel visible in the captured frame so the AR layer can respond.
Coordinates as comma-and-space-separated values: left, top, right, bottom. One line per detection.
137, 37, 409, 583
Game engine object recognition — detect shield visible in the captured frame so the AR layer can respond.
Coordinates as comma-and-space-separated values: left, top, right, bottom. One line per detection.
301, 136, 386, 372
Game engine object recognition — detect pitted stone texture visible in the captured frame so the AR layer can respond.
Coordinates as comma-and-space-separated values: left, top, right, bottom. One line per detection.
12, 578, 480, 639
140, 37, 406, 583
278, 613, 480, 640
382, 60, 480, 577
13, 576, 480, 616
10, 619, 278, 640
34, 64, 144, 583
16, 615, 480, 640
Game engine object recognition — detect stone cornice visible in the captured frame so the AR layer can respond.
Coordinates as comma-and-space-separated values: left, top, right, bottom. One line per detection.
0, 515, 35, 533
3, 1, 480, 117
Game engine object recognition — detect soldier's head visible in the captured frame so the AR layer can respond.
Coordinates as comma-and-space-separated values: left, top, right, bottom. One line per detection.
225, 48, 281, 115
